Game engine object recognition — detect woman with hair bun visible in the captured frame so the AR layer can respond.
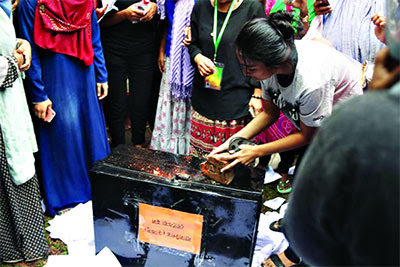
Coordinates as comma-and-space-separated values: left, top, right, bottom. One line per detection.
209, 11, 363, 174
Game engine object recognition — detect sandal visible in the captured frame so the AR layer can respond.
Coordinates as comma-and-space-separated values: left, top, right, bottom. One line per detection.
264, 254, 304, 267
269, 219, 283, 232
277, 179, 292, 194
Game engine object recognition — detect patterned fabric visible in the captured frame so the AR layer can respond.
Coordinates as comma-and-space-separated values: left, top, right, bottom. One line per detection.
255, 111, 298, 144
157, 0, 166, 20
150, 58, 192, 154
34, 0, 94, 65
190, 108, 251, 159
321, 0, 386, 63
0, 127, 48, 263
168, 0, 195, 100
0, 56, 18, 90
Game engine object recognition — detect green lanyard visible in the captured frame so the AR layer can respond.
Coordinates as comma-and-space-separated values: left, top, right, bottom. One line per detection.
213, 0, 236, 61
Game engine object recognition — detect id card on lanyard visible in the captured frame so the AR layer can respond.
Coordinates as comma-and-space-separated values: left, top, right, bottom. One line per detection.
204, 0, 236, 90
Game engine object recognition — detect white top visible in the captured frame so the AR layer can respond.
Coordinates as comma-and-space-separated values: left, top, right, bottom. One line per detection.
262, 40, 363, 129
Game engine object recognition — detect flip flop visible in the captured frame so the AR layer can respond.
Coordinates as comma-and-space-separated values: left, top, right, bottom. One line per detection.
269, 219, 283, 232
269, 254, 286, 267
268, 254, 305, 267
277, 179, 292, 194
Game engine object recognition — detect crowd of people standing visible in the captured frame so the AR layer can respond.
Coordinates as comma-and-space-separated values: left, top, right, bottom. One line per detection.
0, 0, 398, 265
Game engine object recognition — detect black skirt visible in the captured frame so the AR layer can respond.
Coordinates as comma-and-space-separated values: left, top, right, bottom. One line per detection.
0, 126, 49, 263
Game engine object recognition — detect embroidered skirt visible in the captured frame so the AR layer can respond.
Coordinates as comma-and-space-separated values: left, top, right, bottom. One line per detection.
0, 127, 48, 263
189, 108, 251, 159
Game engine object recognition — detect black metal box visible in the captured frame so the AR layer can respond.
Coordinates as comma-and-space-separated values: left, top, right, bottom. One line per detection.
90, 145, 263, 266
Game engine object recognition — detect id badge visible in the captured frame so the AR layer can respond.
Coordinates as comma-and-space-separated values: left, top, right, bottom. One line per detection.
205, 62, 224, 90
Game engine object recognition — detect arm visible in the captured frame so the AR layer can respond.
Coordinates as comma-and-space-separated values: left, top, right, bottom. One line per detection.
371, 13, 386, 44
15, 38, 31, 71
313, 0, 332, 16
91, 8, 108, 99
100, 2, 157, 27
100, 5, 144, 27
158, 19, 168, 73
183, 26, 191, 47
248, 87, 263, 116
220, 120, 317, 172
12, 0, 19, 11
188, 4, 215, 77
140, 2, 157, 22
17, 0, 52, 119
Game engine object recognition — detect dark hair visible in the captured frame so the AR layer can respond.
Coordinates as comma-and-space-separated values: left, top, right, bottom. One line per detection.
236, 11, 303, 68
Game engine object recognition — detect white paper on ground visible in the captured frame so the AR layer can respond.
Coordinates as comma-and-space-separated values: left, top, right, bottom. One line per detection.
288, 166, 295, 175
95, 247, 122, 267
45, 202, 122, 267
46, 201, 95, 256
45, 247, 121, 267
279, 203, 288, 216
264, 166, 282, 184
264, 166, 296, 184
252, 207, 289, 267
263, 197, 286, 210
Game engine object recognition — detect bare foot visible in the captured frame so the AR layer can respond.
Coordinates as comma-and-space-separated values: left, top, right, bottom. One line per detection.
263, 252, 297, 267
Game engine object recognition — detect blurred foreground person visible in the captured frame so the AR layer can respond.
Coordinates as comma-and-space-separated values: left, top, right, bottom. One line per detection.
283, 1, 400, 265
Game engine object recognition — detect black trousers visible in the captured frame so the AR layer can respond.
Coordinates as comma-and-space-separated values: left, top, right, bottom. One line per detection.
275, 146, 308, 175
104, 50, 155, 146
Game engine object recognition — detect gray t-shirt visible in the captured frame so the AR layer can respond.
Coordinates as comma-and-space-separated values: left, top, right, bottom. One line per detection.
262, 40, 363, 129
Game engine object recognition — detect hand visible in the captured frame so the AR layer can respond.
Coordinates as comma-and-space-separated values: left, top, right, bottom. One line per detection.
12, 50, 24, 69
371, 13, 386, 44
97, 82, 109, 100
123, 4, 146, 22
208, 141, 230, 159
96, 4, 108, 20
140, 2, 157, 22
16, 39, 31, 71
12, 0, 19, 12
248, 97, 263, 117
369, 47, 400, 90
217, 144, 261, 172
283, 0, 308, 15
158, 51, 166, 73
34, 99, 52, 120
194, 54, 215, 77
183, 27, 191, 47
313, 0, 332, 16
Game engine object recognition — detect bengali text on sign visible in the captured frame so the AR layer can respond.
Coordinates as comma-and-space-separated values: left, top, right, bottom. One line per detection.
138, 203, 204, 254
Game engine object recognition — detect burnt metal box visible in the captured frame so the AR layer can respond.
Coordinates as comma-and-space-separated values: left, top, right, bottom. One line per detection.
90, 145, 263, 266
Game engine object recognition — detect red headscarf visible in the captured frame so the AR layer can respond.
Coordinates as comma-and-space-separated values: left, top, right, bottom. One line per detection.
34, 0, 94, 66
